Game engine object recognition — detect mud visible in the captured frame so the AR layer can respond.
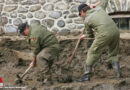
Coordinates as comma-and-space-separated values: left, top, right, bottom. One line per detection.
0, 37, 130, 90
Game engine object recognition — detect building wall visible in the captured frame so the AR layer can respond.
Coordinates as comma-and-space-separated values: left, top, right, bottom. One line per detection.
0, 0, 130, 33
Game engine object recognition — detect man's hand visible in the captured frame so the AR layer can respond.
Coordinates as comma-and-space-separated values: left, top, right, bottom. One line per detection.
79, 34, 86, 39
89, 1, 100, 8
30, 57, 36, 67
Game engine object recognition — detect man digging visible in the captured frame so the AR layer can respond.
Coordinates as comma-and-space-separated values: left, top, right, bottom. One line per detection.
18, 21, 60, 84
77, 0, 122, 82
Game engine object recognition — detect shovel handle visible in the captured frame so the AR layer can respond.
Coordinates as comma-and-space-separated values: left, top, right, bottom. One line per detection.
20, 62, 33, 79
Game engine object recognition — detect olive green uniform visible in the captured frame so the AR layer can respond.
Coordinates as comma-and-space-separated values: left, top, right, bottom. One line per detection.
26, 23, 60, 74
85, 0, 119, 66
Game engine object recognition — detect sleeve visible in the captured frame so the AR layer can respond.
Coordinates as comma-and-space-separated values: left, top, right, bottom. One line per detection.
30, 36, 41, 57
85, 23, 94, 38
99, 0, 109, 10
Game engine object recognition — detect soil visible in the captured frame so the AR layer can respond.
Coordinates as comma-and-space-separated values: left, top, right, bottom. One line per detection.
0, 36, 130, 90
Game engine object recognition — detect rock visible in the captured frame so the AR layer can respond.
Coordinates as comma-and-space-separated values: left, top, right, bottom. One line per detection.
58, 29, 70, 36
76, 24, 84, 29
0, 4, 3, 11
0, 0, 4, 3
43, 4, 54, 11
10, 12, 17, 18
56, 2, 69, 10
64, 0, 73, 3
35, 11, 46, 19
57, 20, 65, 27
40, 0, 46, 5
9, 19, 12, 24
30, 20, 40, 24
6, 0, 18, 4
21, 0, 39, 5
1, 13, 9, 17
27, 13, 33, 18
66, 18, 73, 23
4, 6, 18, 12
42, 19, 54, 28
68, 14, 78, 18
5, 25, 17, 32
19, 14, 26, 19
18, 7, 28, 13
74, 17, 83, 24
63, 11, 70, 15
70, 5, 78, 13
29, 5, 41, 12
67, 23, 76, 29
2, 17, 8, 25
75, 0, 86, 3
13, 18, 22, 26
47, 0, 61, 3
49, 11, 62, 19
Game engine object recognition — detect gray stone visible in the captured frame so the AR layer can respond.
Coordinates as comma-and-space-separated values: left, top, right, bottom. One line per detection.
2, 17, 8, 25
35, 11, 46, 19
66, 18, 72, 23
74, 17, 83, 24
43, 4, 54, 11
21, 0, 39, 5
58, 28, 70, 36
63, 11, 70, 15
42, 19, 54, 28
56, 2, 69, 10
4, 6, 18, 12
6, 0, 19, 4
0, 0, 4, 3
0, 4, 3, 11
5, 25, 17, 32
29, 5, 41, 12
19, 14, 26, 19
30, 20, 41, 24
68, 14, 78, 18
47, 0, 61, 3
75, 0, 86, 3
115, 0, 121, 11
1, 13, 9, 17
18, 7, 28, 13
70, 5, 78, 12
10, 12, 17, 18
76, 24, 84, 29
27, 13, 33, 18
49, 11, 62, 19
57, 20, 65, 27
40, 0, 46, 5
67, 23, 76, 29
64, 0, 73, 3
13, 18, 22, 26
9, 19, 12, 24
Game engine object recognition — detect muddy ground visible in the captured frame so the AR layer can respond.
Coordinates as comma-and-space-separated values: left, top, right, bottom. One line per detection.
0, 36, 130, 90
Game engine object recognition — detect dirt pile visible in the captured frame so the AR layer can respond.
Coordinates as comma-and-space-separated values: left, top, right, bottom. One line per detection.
0, 37, 130, 90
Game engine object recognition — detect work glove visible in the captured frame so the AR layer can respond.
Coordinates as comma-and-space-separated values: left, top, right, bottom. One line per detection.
30, 57, 36, 67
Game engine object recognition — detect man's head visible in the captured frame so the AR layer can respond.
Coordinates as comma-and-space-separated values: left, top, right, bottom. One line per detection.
18, 22, 29, 36
78, 4, 90, 18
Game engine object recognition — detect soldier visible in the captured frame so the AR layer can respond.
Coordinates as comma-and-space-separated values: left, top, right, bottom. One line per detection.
77, 0, 122, 82
18, 21, 60, 82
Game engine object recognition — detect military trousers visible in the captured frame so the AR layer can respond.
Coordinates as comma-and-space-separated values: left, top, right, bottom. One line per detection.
36, 45, 60, 76
86, 31, 119, 66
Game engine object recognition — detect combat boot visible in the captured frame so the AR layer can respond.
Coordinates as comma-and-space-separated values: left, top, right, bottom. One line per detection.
77, 65, 92, 82
112, 61, 122, 78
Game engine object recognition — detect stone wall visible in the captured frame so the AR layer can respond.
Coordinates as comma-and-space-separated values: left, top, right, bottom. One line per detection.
0, 0, 130, 33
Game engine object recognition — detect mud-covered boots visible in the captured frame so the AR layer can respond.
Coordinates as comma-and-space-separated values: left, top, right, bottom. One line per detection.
112, 61, 122, 78
77, 65, 92, 82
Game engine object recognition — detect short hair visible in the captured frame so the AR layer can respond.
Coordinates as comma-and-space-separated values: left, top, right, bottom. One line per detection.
18, 22, 28, 34
78, 4, 90, 16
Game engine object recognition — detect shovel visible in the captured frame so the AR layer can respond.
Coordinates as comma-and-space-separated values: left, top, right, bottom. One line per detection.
15, 62, 33, 84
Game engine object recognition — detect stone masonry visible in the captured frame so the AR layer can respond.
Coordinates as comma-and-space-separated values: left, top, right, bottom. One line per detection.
0, 0, 130, 34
